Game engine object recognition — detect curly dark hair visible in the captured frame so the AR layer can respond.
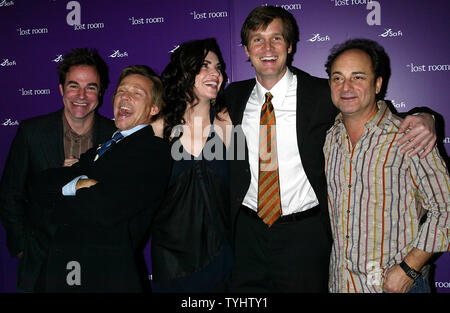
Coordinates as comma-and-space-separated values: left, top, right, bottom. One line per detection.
325, 38, 391, 100
57, 48, 110, 105
161, 38, 228, 140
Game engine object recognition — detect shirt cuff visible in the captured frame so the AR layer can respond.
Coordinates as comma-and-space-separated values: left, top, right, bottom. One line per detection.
62, 175, 88, 196
413, 112, 435, 120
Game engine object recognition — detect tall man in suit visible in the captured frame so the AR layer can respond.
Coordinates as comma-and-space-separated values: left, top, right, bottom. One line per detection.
32, 65, 171, 292
225, 6, 437, 292
0, 48, 116, 292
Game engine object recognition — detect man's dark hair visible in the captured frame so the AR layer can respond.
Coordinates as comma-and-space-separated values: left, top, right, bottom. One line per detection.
57, 48, 110, 99
113, 65, 164, 122
240, 6, 299, 65
325, 38, 391, 100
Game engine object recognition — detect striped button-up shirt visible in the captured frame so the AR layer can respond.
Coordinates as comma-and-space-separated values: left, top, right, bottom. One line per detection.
324, 101, 450, 293
62, 113, 93, 159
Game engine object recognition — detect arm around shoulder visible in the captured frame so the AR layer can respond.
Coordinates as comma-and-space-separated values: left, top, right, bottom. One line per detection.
396, 106, 437, 158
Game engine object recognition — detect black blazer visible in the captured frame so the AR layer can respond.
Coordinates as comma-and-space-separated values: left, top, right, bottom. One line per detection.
0, 109, 115, 291
225, 67, 338, 239
33, 125, 171, 292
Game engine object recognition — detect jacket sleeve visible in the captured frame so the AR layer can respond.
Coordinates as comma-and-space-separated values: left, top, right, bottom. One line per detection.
0, 124, 30, 256
50, 139, 172, 228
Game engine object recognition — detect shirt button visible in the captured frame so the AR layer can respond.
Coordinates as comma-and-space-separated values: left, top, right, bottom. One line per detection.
348, 184, 352, 188
347, 210, 350, 214
346, 235, 350, 239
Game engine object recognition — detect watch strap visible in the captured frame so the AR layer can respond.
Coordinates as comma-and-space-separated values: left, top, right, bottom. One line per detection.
399, 261, 421, 281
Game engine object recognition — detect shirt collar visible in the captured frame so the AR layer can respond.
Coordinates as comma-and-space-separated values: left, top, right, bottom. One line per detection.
62, 111, 93, 138
333, 100, 392, 131
117, 123, 148, 138
255, 68, 293, 107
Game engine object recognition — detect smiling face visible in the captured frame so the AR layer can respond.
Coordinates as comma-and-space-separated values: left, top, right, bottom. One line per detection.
244, 18, 292, 90
113, 74, 159, 131
193, 51, 223, 104
60, 65, 100, 122
329, 49, 382, 121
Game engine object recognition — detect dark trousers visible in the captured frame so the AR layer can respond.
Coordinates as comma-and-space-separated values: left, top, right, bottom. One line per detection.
231, 205, 331, 292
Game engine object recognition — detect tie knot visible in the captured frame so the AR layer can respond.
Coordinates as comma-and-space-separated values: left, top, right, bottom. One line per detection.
265, 92, 273, 103
112, 132, 124, 142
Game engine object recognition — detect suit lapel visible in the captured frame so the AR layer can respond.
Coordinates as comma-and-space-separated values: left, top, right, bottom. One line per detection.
230, 80, 255, 166
227, 80, 254, 216
295, 69, 306, 151
292, 68, 318, 154
234, 80, 255, 125
93, 125, 153, 163
92, 113, 116, 145
40, 111, 116, 167
40, 110, 65, 168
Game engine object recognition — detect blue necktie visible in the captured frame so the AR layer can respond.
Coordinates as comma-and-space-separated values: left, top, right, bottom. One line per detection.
96, 132, 124, 159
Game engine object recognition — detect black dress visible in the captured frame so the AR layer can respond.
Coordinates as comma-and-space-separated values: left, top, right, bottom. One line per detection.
151, 110, 232, 292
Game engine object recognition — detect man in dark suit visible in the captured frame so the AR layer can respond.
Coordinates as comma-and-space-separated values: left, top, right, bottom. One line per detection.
225, 6, 437, 292
0, 48, 116, 292
31, 65, 171, 292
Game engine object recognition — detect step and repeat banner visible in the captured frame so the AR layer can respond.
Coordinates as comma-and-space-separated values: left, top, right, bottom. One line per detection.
0, 0, 449, 293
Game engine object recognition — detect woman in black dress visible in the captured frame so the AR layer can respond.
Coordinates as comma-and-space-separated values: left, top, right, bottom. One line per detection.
151, 38, 233, 292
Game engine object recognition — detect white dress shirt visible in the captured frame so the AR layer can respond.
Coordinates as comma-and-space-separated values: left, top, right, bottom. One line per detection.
241, 69, 319, 215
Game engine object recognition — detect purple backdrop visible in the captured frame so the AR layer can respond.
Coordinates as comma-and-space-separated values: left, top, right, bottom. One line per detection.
0, 0, 449, 293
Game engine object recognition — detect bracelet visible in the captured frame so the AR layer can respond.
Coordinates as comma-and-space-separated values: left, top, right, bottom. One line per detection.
399, 261, 422, 281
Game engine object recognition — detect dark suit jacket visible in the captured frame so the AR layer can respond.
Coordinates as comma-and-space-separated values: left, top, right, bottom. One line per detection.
0, 109, 115, 291
32, 125, 171, 292
225, 67, 338, 240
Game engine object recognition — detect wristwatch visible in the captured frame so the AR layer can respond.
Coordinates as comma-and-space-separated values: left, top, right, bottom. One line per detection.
399, 261, 422, 281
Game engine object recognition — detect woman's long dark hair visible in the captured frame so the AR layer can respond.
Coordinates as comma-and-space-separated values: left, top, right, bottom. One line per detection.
161, 38, 228, 140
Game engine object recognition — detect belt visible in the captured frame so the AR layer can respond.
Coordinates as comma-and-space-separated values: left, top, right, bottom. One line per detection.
240, 204, 320, 224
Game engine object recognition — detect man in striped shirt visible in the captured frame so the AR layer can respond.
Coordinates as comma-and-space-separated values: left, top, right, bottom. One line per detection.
324, 38, 450, 293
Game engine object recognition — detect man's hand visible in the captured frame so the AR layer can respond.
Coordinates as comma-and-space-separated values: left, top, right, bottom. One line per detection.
397, 113, 436, 158
63, 156, 79, 167
383, 264, 414, 293
75, 178, 98, 191
17, 251, 23, 259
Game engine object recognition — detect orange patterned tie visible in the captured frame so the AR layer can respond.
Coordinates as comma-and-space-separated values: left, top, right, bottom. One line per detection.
257, 92, 282, 227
